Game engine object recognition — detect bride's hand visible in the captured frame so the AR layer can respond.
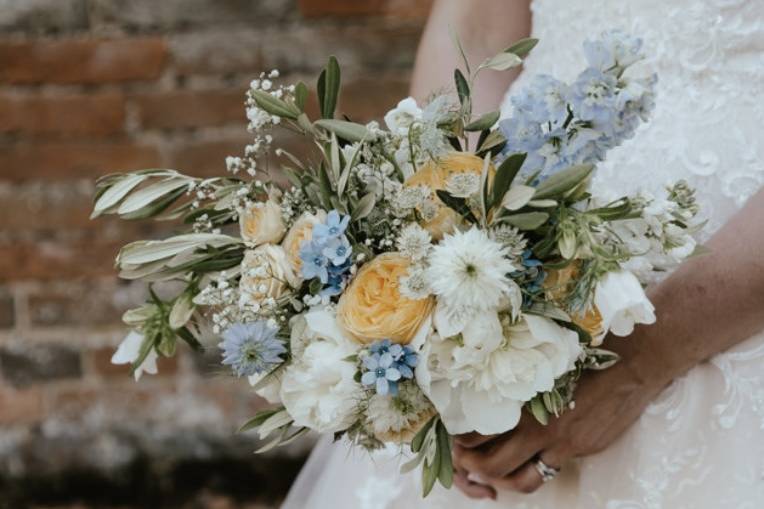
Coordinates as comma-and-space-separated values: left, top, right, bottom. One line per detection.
451, 342, 666, 499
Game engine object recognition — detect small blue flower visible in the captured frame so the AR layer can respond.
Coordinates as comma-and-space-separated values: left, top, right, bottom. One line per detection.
219, 321, 286, 377
300, 239, 330, 283
313, 210, 350, 240
583, 30, 644, 72
322, 235, 352, 266
361, 340, 418, 396
361, 353, 402, 396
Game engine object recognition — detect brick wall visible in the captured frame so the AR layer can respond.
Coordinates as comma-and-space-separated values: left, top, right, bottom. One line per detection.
0, 1, 430, 507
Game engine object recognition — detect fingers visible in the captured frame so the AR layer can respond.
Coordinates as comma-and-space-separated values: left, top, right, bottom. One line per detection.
452, 427, 544, 480
492, 450, 564, 495
454, 432, 498, 449
453, 466, 497, 500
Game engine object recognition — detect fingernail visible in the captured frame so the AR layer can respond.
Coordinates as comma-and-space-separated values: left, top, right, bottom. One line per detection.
467, 472, 487, 484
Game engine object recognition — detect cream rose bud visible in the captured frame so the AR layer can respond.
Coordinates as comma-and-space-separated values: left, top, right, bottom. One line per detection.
594, 270, 656, 337
239, 199, 286, 246
281, 210, 327, 276
239, 245, 299, 303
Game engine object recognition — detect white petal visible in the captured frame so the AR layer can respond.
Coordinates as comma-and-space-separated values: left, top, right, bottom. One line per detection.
111, 331, 144, 364
433, 301, 467, 338
462, 388, 523, 435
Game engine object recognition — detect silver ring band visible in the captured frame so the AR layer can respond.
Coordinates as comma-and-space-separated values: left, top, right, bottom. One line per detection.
533, 458, 560, 482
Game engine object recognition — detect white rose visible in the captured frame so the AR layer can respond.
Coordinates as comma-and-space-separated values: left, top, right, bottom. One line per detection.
279, 309, 362, 433
384, 97, 422, 136
111, 330, 158, 381
417, 313, 581, 435
239, 199, 286, 246
239, 245, 299, 303
594, 270, 656, 337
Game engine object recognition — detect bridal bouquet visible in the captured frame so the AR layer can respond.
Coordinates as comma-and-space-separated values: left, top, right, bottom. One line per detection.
93, 31, 703, 496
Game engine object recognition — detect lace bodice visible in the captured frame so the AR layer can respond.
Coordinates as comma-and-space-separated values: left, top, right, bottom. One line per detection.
501, 0, 764, 238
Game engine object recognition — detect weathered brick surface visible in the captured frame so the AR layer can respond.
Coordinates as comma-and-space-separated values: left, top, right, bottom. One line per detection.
0, 140, 161, 181
0, 0, 428, 504
0, 343, 82, 387
0, 38, 167, 84
0, 93, 125, 137
133, 89, 246, 130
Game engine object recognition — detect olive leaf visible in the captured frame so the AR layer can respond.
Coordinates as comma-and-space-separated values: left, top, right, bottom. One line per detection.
317, 55, 341, 119
464, 110, 500, 132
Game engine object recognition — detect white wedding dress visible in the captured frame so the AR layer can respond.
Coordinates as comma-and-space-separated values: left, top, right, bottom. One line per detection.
282, 0, 764, 507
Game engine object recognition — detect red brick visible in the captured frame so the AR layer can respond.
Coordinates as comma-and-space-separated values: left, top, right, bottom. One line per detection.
89, 346, 179, 378
0, 290, 14, 328
28, 286, 124, 327
298, 0, 432, 19
168, 137, 252, 177
0, 386, 44, 425
0, 240, 123, 281
0, 37, 167, 85
133, 89, 246, 130
337, 75, 410, 122
0, 93, 125, 137
0, 140, 161, 181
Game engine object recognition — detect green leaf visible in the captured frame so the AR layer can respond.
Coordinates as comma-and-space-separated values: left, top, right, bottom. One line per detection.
530, 397, 550, 425
464, 110, 500, 132
250, 89, 300, 119
351, 193, 376, 222
308, 278, 323, 295
454, 69, 470, 107
528, 199, 558, 208
559, 229, 577, 259
505, 37, 539, 58
130, 333, 157, 376
91, 173, 148, 218
490, 153, 526, 208
533, 163, 594, 200
422, 446, 441, 497
480, 51, 522, 71
318, 163, 334, 208
314, 119, 369, 142
411, 415, 436, 453
294, 81, 308, 111
475, 130, 507, 157
436, 422, 454, 489
448, 26, 471, 76
317, 55, 341, 119
435, 190, 477, 224
500, 211, 549, 230
116, 178, 189, 215
502, 184, 536, 211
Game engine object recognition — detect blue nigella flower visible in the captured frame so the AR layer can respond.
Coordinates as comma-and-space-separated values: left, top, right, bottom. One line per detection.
361, 340, 418, 396
219, 321, 286, 377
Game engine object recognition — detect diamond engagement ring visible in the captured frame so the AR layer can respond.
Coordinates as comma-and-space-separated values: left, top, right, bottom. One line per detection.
533, 458, 560, 482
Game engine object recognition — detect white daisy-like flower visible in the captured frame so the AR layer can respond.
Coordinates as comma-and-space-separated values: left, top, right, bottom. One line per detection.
445, 172, 480, 198
399, 265, 430, 300
396, 223, 432, 261
426, 227, 519, 336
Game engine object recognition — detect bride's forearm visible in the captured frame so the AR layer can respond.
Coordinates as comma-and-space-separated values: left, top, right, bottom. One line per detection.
617, 189, 764, 389
410, 0, 531, 114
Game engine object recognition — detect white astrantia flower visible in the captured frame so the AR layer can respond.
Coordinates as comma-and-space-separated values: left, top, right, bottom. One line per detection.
594, 270, 656, 336
426, 227, 520, 336
391, 185, 431, 214
366, 381, 436, 443
384, 97, 422, 136
416, 313, 581, 435
396, 223, 432, 261
279, 309, 362, 433
444, 172, 481, 198
111, 330, 158, 381
399, 265, 431, 300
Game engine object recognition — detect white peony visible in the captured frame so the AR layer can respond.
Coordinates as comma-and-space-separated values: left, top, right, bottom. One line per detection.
111, 330, 158, 381
384, 97, 422, 136
594, 270, 656, 336
417, 313, 581, 435
426, 227, 520, 337
279, 309, 363, 433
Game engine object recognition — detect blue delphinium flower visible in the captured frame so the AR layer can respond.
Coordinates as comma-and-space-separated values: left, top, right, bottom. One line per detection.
583, 30, 644, 72
570, 68, 617, 125
219, 321, 286, 377
361, 339, 418, 396
300, 210, 353, 296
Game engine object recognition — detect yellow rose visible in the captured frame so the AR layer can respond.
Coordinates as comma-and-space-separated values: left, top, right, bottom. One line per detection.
404, 152, 494, 239
239, 245, 298, 303
544, 262, 605, 342
239, 199, 286, 246
281, 210, 327, 276
337, 253, 434, 345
